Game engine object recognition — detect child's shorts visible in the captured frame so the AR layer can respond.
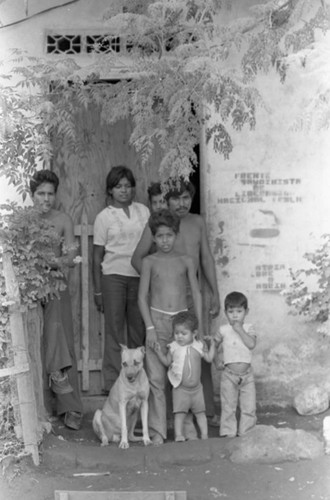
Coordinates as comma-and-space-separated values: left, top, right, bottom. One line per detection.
172, 383, 205, 414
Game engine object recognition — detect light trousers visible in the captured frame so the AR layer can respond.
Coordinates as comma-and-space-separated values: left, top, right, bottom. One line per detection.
145, 309, 174, 439
220, 365, 256, 437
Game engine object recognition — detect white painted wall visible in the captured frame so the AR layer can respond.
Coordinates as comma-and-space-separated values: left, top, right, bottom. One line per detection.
205, 5, 330, 405
0, 0, 112, 61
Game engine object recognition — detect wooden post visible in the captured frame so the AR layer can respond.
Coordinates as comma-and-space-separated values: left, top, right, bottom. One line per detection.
74, 217, 104, 392
2, 252, 39, 465
80, 207, 90, 391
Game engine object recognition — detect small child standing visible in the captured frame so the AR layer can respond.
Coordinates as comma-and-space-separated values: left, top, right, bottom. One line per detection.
215, 291, 257, 438
152, 311, 215, 442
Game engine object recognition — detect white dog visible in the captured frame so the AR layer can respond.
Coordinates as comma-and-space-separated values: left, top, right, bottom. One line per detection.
92, 345, 151, 449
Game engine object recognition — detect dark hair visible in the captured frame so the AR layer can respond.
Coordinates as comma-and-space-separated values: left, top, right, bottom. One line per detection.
106, 166, 136, 192
29, 169, 59, 195
224, 291, 248, 310
147, 182, 163, 201
164, 178, 196, 201
148, 209, 180, 236
172, 310, 198, 333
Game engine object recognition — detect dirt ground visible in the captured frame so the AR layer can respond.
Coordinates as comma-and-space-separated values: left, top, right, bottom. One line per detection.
1, 406, 330, 500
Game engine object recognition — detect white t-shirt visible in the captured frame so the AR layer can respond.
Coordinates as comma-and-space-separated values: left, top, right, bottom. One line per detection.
93, 202, 150, 277
216, 323, 256, 365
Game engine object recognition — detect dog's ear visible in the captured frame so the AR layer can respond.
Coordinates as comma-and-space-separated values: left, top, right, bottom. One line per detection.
119, 344, 128, 351
139, 346, 146, 355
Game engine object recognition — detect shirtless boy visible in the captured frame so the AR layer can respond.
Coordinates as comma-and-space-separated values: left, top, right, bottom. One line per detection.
132, 179, 220, 420
138, 209, 202, 444
30, 169, 83, 430
132, 179, 220, 317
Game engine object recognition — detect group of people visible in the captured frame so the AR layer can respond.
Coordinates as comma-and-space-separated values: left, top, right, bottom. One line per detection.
29, 165, 257, 441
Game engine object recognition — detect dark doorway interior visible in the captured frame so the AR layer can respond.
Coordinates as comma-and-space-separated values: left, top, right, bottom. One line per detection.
189, 144, 200, 214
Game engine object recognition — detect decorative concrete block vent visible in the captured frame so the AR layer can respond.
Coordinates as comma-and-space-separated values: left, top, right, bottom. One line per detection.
293, 384, 329, 416
46, 32, 123, 55
54, 492, 187, 500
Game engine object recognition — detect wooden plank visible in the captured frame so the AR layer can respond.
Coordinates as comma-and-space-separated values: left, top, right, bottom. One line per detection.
0, 363, 30, 378
74, 225, 94, 237
77, 358, 102, 372
54, 491, 187, 500
80, 207, 90, 391
55, 492, 69, 500
2, 252, 39, 466
25, 305, 50, 438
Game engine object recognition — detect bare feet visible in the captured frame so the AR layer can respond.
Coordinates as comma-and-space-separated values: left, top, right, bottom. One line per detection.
175, 435, 186, 442
152, 433, 164, 446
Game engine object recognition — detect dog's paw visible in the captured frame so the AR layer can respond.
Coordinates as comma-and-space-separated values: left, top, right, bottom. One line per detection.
100, 437, 109, 447
112, 434, 120, 443
119, 440, 129, 449
143, 437, 152, 446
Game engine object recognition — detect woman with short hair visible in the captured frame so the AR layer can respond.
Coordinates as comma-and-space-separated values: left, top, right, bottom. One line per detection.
93, 166, 150, 393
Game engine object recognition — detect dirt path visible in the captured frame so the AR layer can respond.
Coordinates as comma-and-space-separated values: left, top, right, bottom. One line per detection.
1, 407, 330, 500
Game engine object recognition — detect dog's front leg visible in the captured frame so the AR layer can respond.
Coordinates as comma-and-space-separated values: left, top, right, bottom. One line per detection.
140, 399, 151, 446
119, 402, 129, 449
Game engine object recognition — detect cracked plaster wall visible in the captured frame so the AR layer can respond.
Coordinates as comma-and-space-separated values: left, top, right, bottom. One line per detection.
205, 1, 330, 406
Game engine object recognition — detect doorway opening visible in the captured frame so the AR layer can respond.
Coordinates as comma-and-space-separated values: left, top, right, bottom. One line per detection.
189, 144, 200, 214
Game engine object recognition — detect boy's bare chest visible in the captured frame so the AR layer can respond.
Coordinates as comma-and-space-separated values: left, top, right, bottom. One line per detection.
151, 258, 187, 282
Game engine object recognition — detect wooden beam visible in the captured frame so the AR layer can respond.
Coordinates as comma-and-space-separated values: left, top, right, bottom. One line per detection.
55, 491, 187, 500
77, 358, 102, 372
80, 207, 90, 391
2, 252, 39, 466
74, 224, 94, 236
0, 363, 30, 378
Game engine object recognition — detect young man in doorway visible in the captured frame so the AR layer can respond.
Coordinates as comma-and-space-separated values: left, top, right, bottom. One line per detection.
132, 179, 220, 421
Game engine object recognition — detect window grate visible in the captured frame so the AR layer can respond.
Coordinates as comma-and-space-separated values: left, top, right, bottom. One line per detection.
46, 33, 122, 55
47, 34, 81, 54
86, 35, 121, 54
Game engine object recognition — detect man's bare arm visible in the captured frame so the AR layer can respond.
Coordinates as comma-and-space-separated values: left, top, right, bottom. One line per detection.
138, 258, 158, 347
199, 217, 220, 317
186, 257, 203, 333
59, 213, 76, 267
131, 224, 153, 274
138, 258, 154, 329
202, 338, 215, 363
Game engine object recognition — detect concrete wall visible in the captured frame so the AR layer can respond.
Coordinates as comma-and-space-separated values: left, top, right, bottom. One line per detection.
204, 2, 330, 405
0, 0, 112, 60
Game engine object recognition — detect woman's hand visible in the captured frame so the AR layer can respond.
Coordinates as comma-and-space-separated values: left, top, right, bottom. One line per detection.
94, 293, 104, 313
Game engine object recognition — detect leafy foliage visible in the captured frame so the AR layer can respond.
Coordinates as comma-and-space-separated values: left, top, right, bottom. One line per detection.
283, 234, 330, 325
0, 204, 72, 312
0, 204, 80, 455
0, 0, 329, 195
0, 85, 52, 200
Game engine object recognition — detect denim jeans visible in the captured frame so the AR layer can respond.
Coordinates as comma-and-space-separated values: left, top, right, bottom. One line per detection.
101, 274, 145, 391
220, 365, 256, 437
